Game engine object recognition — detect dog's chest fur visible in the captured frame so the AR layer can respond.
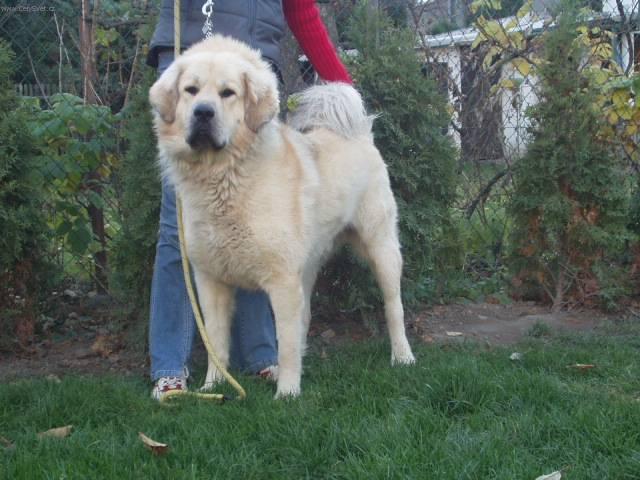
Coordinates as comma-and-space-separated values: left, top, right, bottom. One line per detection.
177, 159, 281, 290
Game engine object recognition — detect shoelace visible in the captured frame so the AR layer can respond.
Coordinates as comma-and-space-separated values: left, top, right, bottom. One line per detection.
160, 376, 185, 392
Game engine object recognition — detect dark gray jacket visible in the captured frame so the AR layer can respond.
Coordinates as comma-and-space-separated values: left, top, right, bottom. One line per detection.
147, 0, 285, 67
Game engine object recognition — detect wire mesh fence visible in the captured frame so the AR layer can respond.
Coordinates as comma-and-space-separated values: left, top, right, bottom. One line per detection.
1, 0, 639, 304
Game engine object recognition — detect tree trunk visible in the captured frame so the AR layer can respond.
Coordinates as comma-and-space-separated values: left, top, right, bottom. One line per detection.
80, 0, 108, 293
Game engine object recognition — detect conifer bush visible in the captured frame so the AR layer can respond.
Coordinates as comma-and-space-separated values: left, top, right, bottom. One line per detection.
110, 72, 160, 320
0, 40, 53, 348
508, 9, 629, 310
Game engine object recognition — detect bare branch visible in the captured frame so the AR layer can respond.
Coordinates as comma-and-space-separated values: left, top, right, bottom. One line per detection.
465, 168, 509, 218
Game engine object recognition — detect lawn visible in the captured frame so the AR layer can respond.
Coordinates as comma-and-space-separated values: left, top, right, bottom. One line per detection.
1, 325, 640, 479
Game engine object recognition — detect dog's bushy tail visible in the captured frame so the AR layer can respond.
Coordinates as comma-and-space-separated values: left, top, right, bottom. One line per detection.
287, 83, 375, 139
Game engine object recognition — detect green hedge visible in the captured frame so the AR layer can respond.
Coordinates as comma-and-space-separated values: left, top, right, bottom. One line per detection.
110, 71, 160, 322
0, 41, 53, 348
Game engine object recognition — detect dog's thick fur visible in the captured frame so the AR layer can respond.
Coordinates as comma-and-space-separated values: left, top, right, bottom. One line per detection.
149, 35, 415, 398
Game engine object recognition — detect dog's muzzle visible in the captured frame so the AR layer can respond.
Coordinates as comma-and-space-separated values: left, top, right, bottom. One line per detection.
187, 103, 227, 151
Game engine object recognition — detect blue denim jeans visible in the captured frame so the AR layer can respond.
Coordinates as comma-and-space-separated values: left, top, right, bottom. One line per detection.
149, 50, 277, 381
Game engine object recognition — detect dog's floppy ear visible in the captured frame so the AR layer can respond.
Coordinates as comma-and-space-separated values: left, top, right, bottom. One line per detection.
243, 65, 279, 132
149, 59, 184, 124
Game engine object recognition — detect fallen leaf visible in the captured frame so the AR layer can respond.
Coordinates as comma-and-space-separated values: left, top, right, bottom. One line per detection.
510, 352, 523, 361
0, 435, 14, 449
569, 364, 595, 370
421, 334, 435, 343
535, 471, 561, 480
38, 425, 73, 439
320, 329, 336, 340
46, 374, 62, 384
90, 334, 121, 358
445, 331, 463, 337
139, 432, 169, 456
486, 295, 501, 304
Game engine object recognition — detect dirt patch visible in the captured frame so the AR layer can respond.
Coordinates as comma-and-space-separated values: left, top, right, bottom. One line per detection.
413, 302, 607, 344
0, 301, 610, 381
0, 333, 146, 382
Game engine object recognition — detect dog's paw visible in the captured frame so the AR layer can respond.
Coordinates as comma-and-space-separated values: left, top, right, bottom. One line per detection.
199, 380, 223, 392
391, 350, 416, 366
201, 367, 226, 391
274, 382, 301, 400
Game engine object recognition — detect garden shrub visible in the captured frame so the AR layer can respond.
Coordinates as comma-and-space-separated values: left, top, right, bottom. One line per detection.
110, 71, 160, 323
0, 40, 53, 348
313, 6, 460, 315
508, 9, 629, 310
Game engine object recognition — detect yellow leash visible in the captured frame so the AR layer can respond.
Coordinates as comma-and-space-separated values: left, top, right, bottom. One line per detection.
161, 0, 246, 404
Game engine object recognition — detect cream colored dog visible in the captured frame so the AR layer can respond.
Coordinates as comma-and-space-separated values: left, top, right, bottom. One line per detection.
149, 35, 415, 398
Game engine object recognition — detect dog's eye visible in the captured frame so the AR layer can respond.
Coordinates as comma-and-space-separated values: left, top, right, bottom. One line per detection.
220, 88, 236, 98
185, 86, 199, 96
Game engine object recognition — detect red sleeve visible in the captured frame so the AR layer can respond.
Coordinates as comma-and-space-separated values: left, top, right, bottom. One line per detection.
282, 0, 352, 84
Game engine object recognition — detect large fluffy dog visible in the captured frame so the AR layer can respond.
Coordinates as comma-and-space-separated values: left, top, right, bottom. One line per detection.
149, 35, 415, 398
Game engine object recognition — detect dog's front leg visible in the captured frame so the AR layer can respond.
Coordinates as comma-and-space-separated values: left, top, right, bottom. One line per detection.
267, 277, 304, 399
193, 270, 235, 390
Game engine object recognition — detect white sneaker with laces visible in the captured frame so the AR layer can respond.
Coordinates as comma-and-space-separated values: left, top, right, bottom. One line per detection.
257, 365, 279, 383
151, 376, 188, 401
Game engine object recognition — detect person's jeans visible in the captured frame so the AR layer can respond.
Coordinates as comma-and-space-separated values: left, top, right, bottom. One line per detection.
149, 50, 277, 381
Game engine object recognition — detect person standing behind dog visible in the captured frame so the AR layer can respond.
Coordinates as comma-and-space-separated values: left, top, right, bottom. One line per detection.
147, 0, 352, 401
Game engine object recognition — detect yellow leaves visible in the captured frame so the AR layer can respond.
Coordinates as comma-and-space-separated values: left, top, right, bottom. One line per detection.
510, 31, 526, 50
576, 25, 588, 35
490, 77, 523, 95
512, 58, 532, 77
585, 66, 610, 86
612, 89, 631, 109
611, 89, 634, 120
470, 0, 502, 14
515, 0, 533, 20
591, 41, 613, 61
483, 45, 502, 69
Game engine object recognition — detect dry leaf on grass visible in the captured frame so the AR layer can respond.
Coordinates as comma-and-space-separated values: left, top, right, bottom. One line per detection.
37, 425, 73, 439
569, 364, 595, 370
320, 329, 336, 340
535, 471, 561, 480
45, 374, 62, 384
0, 435, 14, 449
139, 432, 169, 456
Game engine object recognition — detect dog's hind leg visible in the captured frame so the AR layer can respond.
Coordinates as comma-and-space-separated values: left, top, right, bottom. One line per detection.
301, 260, 321, 354
193, 270, 235, 389
353, 181, 415, 366
266, 276, 305, 398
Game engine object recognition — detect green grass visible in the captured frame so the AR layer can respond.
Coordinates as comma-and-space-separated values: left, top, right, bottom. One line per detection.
2, 328, 640, 479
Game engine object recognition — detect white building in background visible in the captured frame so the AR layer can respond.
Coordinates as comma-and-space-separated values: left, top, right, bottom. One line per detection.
421, 2, 638, 163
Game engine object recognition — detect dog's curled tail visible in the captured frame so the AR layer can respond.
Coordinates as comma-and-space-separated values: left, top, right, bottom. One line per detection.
287, 83, 375, 139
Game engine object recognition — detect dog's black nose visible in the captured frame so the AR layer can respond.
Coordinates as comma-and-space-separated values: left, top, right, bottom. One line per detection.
193, 104, 215, 121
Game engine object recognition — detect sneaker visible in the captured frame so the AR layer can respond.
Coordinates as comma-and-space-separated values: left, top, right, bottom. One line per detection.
151, 376, 188, 401
257, 365, 278, 382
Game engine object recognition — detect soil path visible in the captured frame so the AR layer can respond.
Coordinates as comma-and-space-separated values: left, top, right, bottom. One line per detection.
0, 302, 608, 381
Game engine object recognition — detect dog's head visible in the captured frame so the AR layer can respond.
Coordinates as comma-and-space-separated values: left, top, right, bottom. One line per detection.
149, 35, 279, 155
